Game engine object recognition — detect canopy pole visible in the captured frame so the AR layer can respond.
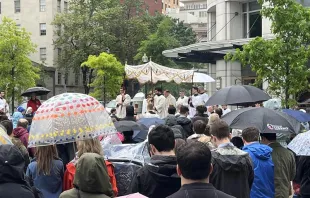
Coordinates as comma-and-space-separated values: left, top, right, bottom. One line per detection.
191, 71, 195, 95
151, 66, 153, 94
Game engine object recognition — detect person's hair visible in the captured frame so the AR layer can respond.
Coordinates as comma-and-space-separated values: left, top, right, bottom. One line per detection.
77, 138, 103, 158
155, 87, 162, 93
148, 125, 175, 152
192, 86, 198, 91
35, 145, 59, 175
204, 125, 211, 136
193, 120, 207, 135
26, 107, 33, 115
231, 136, 244, 149
1, 120, 13, 136
215, 108, 223, 118
168, 106, 176, 115
260, 133, 276, 141
175, 139, 186, 152
208, 113, 220, 125
198, 86, 204, 91
179, 90, 185, 93
179, 105, 189, 115
126, 105, 134, 116
242, 127, 260, 142
0, 115, 8, 122
165, 90, 170, 93
17, 118, 28, 129
147, 103, 154, 111
111, 108, 116, 114
196, 105, 206, 115
210, 120, 230, 140
176, 141, 212, 180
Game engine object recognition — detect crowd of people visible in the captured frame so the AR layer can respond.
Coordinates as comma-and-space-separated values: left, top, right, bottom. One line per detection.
0, 87, 309, 198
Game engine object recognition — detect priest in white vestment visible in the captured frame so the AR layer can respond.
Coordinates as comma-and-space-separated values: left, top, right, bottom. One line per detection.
176, 90, 189, 109
163, 90, 176, 118
189, 87, 204, 118
115, 88, 131, 119
153, 87, 166, 119
198, 86, 209, 106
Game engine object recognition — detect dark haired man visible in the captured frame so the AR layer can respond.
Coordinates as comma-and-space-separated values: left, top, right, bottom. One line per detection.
210, 120, 254, 198
154, 87, 166, 118
261, 133, 295, 198
164, 106, 178, 126
191, 105, 208, 124
242, 127, 274, 198
110, 108, 119, 121
168, 141, 234, 198
129, 125, 180, 198
177, 106, 193, 138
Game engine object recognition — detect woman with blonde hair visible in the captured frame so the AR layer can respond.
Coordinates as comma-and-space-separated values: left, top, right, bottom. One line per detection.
26, 145, 64, 198
63, 138, 118, 196
208, 113, 220, 126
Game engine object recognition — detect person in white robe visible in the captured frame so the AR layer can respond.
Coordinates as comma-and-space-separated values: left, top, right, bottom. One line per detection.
198, 86, 209, 106
189, 87, 204, 118
176, 90, 189, 109
0, 91, 10, 118
221, 105, 231, 116
115, 88, 131, 119
163, 90, 176, 118
137, 103, 159, 120
153, 87, 166, 119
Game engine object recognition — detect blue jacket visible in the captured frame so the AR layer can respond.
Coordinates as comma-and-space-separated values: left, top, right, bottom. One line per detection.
26, 158, 64, 198
243, 142, 275, 198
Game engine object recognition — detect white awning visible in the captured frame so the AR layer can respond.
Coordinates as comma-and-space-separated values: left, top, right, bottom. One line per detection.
162, 36, 274, 58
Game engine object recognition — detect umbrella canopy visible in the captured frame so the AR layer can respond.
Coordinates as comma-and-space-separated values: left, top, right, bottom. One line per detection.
282, 109, 310, 122
0, 125, 13, 145
21, 87, 50, 97
206, 85, 271, 106
288, 131, 310, 156
192, 72, 215, 83
138, 117, 164, 128
263, 98, 282, 110
222, 107, 300, 134
28, 93, 116, 147
114, 121, 146, 132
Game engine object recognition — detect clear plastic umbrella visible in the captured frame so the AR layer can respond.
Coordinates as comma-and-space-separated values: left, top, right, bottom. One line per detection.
288, 130, 310, 156
28, 93, 116, 147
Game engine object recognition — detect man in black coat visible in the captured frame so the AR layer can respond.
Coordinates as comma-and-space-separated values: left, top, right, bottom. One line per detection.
128, 125, 180, 198
167, 141, 235, 198
176, 106, 193, 138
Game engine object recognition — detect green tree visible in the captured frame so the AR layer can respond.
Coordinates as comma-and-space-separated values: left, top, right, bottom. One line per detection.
0, 17, 39, 108
81, 52, 124, 100
225, 0, 310, 108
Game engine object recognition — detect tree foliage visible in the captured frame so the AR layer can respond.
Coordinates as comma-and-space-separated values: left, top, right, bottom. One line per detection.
225, 0, 310, 108
0, 17, 39, 102
81, 52, 124, 99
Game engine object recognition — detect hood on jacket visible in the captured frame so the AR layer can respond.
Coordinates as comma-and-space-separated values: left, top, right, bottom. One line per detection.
243, 142, 272, 160
176, 117, 191, 125
212, 145, 250, 172
146, 155, 180, 184
165, 115, 178, 126
73, 153, 113, 196
0, 144, 25, 183
13, 127, 28, 138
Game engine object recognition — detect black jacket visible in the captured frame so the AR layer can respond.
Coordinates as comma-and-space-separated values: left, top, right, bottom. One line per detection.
128, 155, 181, 198
191, 114, 209, 124
296, 156, 310, 198
210, 144, 254, 198
0, 145, 38, 198
167, 183, 235, 198
176, 116, 193, 138
164, 115, 178, 126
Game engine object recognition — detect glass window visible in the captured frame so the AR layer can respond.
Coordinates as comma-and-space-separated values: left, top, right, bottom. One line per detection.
57, 0, 61, 12
57, 72, 62, 84
14, 0, 21, 13
40, 0, 46, 12
243, 13, 248, 38
40, 23, 46, 36
249, 1, 261, 11
65, 73, 68, 85
249, 12, 262, 37
75, 72, 79, 85
64, 1, 68, 12
242, 3, 247, 12
199, 11, 207, 17
40, 48, 46, 61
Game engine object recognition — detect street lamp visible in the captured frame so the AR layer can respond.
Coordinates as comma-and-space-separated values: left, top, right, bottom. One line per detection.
142, 53, 148, 63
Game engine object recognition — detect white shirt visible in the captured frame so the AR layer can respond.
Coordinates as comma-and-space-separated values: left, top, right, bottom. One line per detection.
199, 93, 209, 105
176, 96, 189, 107
222, 108, 231, 116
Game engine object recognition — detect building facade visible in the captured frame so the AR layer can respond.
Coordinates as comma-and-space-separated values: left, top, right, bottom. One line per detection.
0, 0, 83, 98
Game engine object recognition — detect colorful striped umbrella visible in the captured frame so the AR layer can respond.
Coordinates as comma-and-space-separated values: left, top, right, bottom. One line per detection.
28, 93, 116, 147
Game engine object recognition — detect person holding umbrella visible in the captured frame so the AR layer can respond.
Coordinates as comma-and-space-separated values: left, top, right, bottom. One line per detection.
27, 93, 42, 113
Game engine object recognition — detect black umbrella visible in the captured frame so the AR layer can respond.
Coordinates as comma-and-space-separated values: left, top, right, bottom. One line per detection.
222, 107, 300, 134
114, 121, 146, 132
21, 87, 50, 97
206, 85, 271, 106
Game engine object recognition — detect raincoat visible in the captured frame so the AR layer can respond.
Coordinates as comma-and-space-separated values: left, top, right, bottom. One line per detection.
60, 153, 114, 198
243, 142, 275, 198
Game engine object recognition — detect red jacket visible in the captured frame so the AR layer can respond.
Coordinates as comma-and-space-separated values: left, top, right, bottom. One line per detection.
13, 127, 35, 157
63, 160, 118, 196
27, 99, 41, 112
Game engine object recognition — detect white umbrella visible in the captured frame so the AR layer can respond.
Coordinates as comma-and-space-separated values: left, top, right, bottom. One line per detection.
288, 130, 310, 156
192, 72, 215, 83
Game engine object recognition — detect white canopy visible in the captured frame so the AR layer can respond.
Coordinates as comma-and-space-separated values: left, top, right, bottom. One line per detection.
125, 61, 214, 84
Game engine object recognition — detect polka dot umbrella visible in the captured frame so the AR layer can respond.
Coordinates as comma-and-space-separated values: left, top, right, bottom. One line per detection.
28, 93, 116, 148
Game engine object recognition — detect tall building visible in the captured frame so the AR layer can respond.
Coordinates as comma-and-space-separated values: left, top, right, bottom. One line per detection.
167, 0, 208, 40
162, 0, 180, 13
0, 0, 83, 98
